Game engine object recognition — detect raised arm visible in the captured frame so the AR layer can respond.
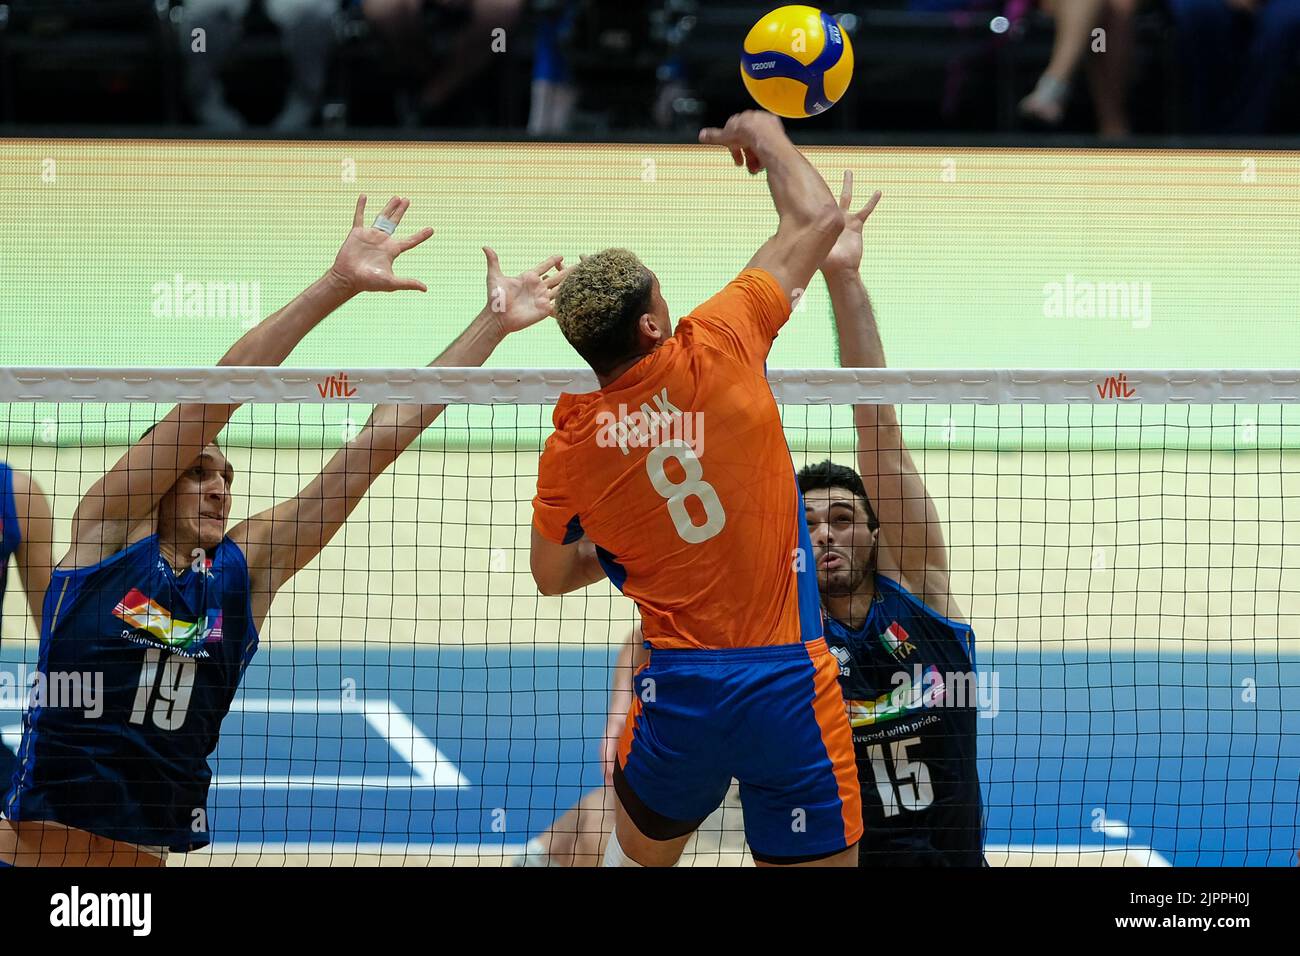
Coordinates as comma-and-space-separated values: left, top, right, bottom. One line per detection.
234, 250, 569, 619
821, 172, 962, 619
9, 469, 53, 632
698, 111, 842, 305
64, 197, 432, 568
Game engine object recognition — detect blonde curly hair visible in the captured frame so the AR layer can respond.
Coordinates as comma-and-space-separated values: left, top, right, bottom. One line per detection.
554, 248, 653, 373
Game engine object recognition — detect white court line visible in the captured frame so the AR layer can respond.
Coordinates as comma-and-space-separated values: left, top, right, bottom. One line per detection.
359, 700, 469, 789
202, 842, 530, 856
194, 842, 1172, 866
216, 696, 470, 790
989, 844, 1172, 867
1098, 818, 1133, 839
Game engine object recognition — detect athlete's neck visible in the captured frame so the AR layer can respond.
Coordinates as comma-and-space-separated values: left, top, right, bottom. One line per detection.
158, 538, 203, 576
596, 346, 658, 389
823, 574, 877, 632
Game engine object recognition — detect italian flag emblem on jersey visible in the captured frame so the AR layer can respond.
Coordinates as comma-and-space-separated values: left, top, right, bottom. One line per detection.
881, 621, 910, 654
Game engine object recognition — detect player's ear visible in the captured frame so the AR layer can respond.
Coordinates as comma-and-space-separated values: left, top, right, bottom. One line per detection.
639, 310, 664, 343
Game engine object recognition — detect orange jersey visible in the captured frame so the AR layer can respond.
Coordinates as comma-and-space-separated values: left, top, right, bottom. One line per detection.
532, 268, 823, 651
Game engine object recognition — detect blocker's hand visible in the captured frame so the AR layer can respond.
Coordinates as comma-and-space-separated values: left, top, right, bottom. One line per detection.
483, 248, 572, 335
329, 195, 434, 293
821, 171, 882, 275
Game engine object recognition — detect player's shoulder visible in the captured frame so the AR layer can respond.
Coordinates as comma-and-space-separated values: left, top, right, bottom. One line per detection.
684, 268, 787, 321
1, 462, 27, 505
5, 468, 50, 525
215, 534, 250, 567
878, 572, 970, 631
57, 526, 153, 577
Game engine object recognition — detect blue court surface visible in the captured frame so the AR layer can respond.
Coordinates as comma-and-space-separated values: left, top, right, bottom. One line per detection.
2, 646, 1297, 866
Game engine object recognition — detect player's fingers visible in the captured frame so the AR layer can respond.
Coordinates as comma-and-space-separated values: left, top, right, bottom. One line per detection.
397, 227, 434, 252
352, 194, 367, 230
532, 254, 563, 276
697, 126, 728, 145
482, 246, 503, 275
380, 196, 402, 222
389, 275, 428, 292
839, 170, 854, 210
746, 149, 764, 175
857, 190, 883, 223
545, 264, 574, 289
390, 197, 411, 226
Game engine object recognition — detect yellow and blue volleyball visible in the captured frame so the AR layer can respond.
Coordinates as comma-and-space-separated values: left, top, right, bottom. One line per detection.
741, 5, 855, 119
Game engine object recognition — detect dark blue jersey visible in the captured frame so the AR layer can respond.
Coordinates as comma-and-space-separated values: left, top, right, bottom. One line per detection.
824, 573, 984, 866
0, 463, 20, 783
4, 533, 258, 851
0, 463, 19, 617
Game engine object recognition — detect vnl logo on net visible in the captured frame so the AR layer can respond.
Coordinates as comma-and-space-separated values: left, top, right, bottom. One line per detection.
595, 388, 704, 456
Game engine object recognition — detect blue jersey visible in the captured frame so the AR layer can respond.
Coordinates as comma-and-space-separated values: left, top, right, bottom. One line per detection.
0, 464, 20, 783
0, 463, 19, 617
4, 534, 258, 851
824, 573, 984, 866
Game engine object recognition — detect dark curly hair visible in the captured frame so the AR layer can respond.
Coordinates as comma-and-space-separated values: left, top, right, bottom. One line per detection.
797, 459, 879, 531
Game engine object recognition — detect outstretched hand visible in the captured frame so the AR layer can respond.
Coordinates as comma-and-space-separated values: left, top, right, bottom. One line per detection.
329, 195, 434, 293
698, 110, 787, 175
484, 248, 572, 335
822, 171, 882, 274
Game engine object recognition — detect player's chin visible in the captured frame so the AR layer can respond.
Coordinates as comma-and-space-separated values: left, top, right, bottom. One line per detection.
816, 568, 853, 596
198, 519, 226, 549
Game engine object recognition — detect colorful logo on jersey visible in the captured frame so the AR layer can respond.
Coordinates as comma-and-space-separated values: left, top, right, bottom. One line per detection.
845, 664, 945, 727
113, 588, 222, 658
880, 621, 917, 660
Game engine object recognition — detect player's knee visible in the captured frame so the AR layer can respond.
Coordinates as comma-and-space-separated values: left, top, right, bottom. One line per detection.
600, 827, 646, 867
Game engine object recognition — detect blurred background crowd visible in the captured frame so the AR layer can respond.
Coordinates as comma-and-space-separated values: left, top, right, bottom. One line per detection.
1, 0, 1298, 137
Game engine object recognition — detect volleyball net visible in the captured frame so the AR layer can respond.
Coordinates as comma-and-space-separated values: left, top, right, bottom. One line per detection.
0, 367, 1296, 866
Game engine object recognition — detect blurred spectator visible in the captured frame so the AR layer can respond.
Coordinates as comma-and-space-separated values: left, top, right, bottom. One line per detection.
1169, 0, 1300, 133
180, 0, 338, 131
361, 0, 524, 125
1019, 0, 1140, 137
528, 1, 578, 134
907, 0, 1001, 9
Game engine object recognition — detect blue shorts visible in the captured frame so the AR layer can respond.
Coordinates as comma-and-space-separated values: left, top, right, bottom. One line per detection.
615, 638, 863, 862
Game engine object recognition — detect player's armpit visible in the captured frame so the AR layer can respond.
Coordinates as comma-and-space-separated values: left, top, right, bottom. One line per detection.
529, 525, 606, 596
904, 566, 967, 627
685, 268, 792, 371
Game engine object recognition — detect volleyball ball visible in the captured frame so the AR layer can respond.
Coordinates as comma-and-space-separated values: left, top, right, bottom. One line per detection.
741, 5, 854, 119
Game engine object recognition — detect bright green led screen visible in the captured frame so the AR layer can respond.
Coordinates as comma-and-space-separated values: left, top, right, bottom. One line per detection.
2, 139, 1298, 450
